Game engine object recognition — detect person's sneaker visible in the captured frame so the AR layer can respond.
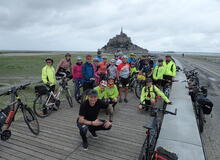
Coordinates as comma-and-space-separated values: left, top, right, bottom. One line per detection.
124, 98, 128, 103
90, 131, 98, 139
82, 141, 88, 150
119, 98, 122, 103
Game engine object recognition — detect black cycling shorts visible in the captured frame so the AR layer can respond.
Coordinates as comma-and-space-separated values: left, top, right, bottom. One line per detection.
119, 77, 130, 87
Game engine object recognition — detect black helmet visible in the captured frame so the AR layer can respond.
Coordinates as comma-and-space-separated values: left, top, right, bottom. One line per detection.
87, 89, 98, 97
97, 50, 102, 55
65, 53, 71, 57
165, 55, 171, 58
145, 78, 153, 83
158, 59, 163, 62
45, 57, 53, 63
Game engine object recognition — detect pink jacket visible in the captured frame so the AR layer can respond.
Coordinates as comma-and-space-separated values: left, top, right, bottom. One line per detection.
72, 63, 83, 80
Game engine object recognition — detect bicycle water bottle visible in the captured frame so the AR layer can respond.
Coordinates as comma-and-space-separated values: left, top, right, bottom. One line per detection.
0, 106, 11, 127
5, 110, 16, 124
0, 111, 7, 127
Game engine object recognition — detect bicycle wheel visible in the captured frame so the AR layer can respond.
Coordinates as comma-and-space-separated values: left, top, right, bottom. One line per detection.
65, 89, 73, 107
198, 108, 204, 133
22, 106, 40, 135
33, 94, 53, 118
135, 81, 144, 99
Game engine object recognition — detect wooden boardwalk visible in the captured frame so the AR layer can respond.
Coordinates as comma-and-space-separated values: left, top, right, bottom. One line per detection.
0, 93, 152, 160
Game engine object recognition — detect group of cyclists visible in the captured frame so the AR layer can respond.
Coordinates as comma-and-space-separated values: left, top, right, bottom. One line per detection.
41, 51, 177, 150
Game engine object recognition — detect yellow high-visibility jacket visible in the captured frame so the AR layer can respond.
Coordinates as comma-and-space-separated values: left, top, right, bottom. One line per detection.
42, 65, 56, 86
163, 61, 176, 77
140, 85, 170, 103
153, 65, 165, 80
94, 86, 107, 99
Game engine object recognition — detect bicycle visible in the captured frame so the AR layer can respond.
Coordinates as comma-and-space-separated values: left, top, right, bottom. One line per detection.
135, 79, 146, 99
33, 73, 73, 118
138, 106, 177, 160
187, 85, 213, 133
0, 83, 40, 141
74, 79, 96, 104
129, 73, 138, 92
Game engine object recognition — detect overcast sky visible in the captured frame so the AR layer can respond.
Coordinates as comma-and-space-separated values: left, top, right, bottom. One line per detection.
0, 0, 220, 52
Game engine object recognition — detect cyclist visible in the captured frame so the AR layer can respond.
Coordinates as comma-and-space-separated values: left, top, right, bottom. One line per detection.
95, 50, 103, 62
94, 80, 108, 100
56, 53, 72, 79
138, 78, 172, 114
147, 55, 154, 69
114, 52, 122, 66
163, 55, 176, 84
97, 56, 108, 80
77, 89, 112, 150
94, 80, 114, 122
130, 62, 139, 77
117, 55, 130, 103
128, 53, 137, 64
107, 59, 118, 80
82, 55, 95, 91
106, 77, 119, 110
42, 58, 56, 92
138, 54, 147, 70
139, 59, 153, 79
153, 59, 165, 87
72, 56, 83, 99
92, 57, 100, 85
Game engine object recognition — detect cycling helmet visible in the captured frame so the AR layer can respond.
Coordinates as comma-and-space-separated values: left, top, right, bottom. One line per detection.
45, 57, 53, 63
65, 53, 71, 57
122, 55, 128, 59
93, 57, 99, 62
102, 56, 107, 59
130, 53, 135, 56
130, 62, 135, 65
100, 80, 107, 87
76, 56, 82, 60
110, 59, 116, 63
86, 55, 92, 60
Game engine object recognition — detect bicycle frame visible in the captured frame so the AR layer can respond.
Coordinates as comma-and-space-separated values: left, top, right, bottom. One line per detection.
3, 88, 26, 129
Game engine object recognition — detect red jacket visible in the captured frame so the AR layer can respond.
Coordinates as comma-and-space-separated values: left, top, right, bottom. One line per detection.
72, 63, 83, 80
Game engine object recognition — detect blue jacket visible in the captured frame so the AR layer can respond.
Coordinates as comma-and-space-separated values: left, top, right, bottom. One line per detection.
82, 62, 94, 82
128, 57, 136, 64
95, 56, 103, 62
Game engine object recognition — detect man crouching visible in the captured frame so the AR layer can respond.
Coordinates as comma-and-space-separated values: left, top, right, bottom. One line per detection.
77, 89, 112, 150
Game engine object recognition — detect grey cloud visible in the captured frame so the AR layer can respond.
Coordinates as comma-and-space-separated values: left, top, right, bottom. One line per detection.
0, 0, 220, 52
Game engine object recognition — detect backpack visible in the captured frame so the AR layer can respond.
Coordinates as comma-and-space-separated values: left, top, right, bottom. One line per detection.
154, 146, 178, 160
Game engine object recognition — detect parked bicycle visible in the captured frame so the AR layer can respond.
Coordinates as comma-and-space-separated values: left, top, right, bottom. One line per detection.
184, 67, 213, 132
33, 73, 73, 118
0, 83, 39, 141
187, 84, 213, 132
138, 106, 177, 160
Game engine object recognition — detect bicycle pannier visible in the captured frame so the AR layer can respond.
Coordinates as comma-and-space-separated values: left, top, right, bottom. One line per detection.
197, 96, 213, 114
35, 85, 48, 95
154, 146, 178, 160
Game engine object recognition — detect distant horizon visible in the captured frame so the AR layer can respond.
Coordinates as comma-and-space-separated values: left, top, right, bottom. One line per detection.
0, 49, 220, 55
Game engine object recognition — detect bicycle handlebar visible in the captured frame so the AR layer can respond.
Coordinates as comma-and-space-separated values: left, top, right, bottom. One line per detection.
0, 82, 31, 96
